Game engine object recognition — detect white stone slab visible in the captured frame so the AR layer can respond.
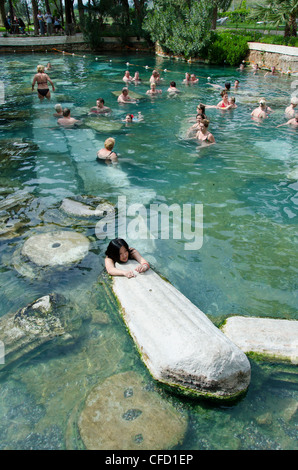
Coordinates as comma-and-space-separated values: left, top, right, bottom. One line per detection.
112, 260, 251, 399
248, 42, 298, 57
222, 316, 298, 363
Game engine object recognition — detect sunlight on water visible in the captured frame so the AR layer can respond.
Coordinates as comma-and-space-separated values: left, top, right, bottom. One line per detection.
0, 53, 297, 450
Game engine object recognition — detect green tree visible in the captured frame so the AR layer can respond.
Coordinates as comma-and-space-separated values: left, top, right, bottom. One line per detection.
211, 0, 232, 29
143, 0, 213, 59
249, 0, 298, 37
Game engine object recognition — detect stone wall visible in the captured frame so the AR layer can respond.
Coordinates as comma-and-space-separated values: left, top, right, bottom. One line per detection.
247, 42, 298, 74
0, 34, 153, 54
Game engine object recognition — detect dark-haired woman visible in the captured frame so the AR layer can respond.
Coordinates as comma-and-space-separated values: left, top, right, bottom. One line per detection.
105, 238, 150, 278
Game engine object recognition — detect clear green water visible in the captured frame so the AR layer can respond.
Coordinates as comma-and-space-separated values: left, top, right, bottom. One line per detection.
0, 52, 297, 450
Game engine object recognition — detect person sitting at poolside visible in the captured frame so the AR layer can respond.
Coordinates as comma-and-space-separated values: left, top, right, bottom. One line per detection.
196, 119, 215, 144
251, 99, 268, 120
105, 238, 150, 278
97, 137, 118, 163
277, 113, 298, 128
167, 81, 180, 93
53, 103, 63, 117
123, 70, 133, 83
89, 97, 111, 114
117, 87, 136, 104
146, 83, 162, 95
58, 108, 81, 127
285, 97, 298, 118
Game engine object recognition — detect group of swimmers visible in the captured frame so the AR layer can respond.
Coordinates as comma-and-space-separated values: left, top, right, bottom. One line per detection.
30, 61, 298, 277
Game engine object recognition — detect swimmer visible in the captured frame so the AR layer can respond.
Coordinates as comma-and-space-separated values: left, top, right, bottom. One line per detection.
183, 73, 191, 84
201, 90, 230, 109
149, 70, 161, 85
265, 66, 278, 77
97, 137, 118, 163
58, 108, 82, 127
196, 119, 215, 144
132, 71, 141, 83
221, 96, 237, 110
285, 97, 298, 118
146, 83, 162, 95
167, 81, 180, 93
251, 99, 268, 120
53, 103, 63, 117
45, 62, 52, 71
124, 113, 134, 123
89, 97, 112, 114
210, 81, 231, 92
190, 74, 199, 83
105, 238, 150, 278
237, 63, 245, 71
252, 63, 259, 74
123, 70, 133, 83
32, 64, 55, 101
117, 87, 136, 104
186, 113, 206, 138
234, 80, 239, 89
277, 113, 298, 128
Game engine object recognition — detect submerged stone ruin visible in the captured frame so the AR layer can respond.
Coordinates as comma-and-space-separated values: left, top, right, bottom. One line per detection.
222, 316, 298, 363
0, 293, 88, 370
78, 371, 188, 450
21, 230, 90, 267
112, 260, 251, 400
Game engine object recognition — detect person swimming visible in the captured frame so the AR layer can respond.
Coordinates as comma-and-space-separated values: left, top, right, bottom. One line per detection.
97, 137, 118, 163
196, 119, 215, 144
105, 238, 150, 278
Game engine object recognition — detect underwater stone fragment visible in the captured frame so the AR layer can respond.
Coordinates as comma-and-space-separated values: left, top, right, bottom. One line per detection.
0, 294, 77, 370
78, 371, 187, 450
21, 230, 90, 267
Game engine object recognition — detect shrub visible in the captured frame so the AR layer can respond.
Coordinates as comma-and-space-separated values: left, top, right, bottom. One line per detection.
203, 31, 249, 66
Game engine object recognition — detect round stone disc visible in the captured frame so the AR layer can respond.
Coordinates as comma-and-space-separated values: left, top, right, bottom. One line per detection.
22, 231, 90, 267
78, 371, 187, 450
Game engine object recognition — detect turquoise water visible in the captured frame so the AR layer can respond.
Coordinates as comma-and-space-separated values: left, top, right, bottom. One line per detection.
0, 52, 297, 450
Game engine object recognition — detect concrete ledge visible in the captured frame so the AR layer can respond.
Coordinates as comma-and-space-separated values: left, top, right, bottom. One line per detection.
112, 260, 251, 400
222, 316, 298, 363
248, 42, 298, 57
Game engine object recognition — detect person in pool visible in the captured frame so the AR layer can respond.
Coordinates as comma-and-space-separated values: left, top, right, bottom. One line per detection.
146, 83, 162, 95
196, 119, 215, 144
32, 64, 55, 101
277, 113, 298, 128
105, 238, 150, 278
167, 81, 180, 93
97, 137, 118, 163
58, 108, 82, 127
117, 87, 136, 103
285, 97, 298, 118
53, 103, 63, 117
89, 98, 111, 114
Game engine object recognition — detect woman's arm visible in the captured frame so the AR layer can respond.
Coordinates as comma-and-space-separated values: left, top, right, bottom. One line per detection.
130, 248, 150, 273
32, 75, 37, 90
105, 257, 135, 278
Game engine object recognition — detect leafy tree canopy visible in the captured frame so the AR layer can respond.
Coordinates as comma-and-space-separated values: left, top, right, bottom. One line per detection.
143, 0, 214, 58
